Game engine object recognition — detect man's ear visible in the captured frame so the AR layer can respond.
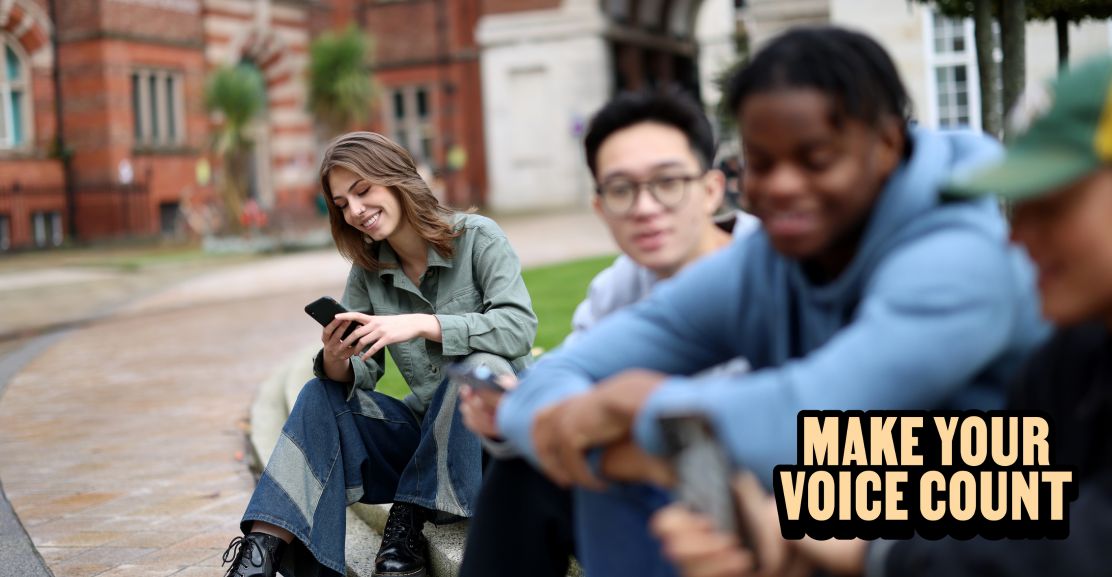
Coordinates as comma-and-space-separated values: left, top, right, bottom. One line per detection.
875, 116, 906, 175
591, 193, 605, 218
701, 169, 727, 215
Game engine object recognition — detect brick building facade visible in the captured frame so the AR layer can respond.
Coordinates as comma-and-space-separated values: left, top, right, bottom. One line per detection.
0, 0, 737, 249
0, 0, 317, 250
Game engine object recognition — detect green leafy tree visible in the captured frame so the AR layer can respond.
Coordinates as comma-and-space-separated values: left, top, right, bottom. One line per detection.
205, 63, 266, 233
1027, 0, 1112, 68
308, 26, 374, 137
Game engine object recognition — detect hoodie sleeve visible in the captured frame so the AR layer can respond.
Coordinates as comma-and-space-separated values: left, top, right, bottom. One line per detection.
497, 241, 750, 465
634, 226, 1035, 484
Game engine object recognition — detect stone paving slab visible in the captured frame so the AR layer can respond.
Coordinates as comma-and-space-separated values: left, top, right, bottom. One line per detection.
0, 287, 345, 577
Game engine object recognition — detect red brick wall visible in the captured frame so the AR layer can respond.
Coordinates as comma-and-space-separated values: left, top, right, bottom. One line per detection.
0, 1, 65, 248
57, 0, 205, 44
29, 69, 56, 151
363, 2, 438, 64
0, 162, 66, 248
102, 3, 204, 44
481, 0, 561, 15
57, 36, 210, 239
363, 0, 488, 205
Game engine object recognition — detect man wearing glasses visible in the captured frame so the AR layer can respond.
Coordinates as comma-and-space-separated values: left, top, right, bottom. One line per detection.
457, 90, 756, 577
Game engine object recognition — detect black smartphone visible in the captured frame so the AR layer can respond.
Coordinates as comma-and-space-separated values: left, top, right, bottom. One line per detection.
304, 296, 360, 340
445, 363, 507, 394
658, 413, 760, 569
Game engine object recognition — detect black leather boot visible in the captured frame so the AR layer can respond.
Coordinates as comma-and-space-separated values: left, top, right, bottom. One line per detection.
221, 532, 286, 577
375, 502, 430, 577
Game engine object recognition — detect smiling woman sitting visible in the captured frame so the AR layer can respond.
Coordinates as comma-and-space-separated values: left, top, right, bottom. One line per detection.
220, 132, 538, 577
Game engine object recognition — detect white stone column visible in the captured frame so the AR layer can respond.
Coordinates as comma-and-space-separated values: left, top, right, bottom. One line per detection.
476, 3, 612, 212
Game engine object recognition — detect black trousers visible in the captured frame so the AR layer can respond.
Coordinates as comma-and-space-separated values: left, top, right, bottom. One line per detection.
459, 457, 576, 577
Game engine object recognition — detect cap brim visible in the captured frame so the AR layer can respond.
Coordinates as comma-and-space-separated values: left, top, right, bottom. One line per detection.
944, 149, 1096, 201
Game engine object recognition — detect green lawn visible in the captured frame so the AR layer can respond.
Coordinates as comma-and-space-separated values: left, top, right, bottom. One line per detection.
375, 254, 616, 398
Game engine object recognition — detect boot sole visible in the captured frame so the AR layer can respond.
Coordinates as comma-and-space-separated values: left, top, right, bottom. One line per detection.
374, 569, 426, 577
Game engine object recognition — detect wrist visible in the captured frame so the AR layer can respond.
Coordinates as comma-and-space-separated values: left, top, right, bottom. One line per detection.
423, 314, 442, 342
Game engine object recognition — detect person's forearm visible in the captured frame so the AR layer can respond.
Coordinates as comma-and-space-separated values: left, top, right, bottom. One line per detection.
323, 356, 354, 383
416, 314, 442, 342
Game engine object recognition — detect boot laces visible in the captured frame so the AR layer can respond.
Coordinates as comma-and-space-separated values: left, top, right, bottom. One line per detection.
382, 503, 422, 544
221, 536, 262, 577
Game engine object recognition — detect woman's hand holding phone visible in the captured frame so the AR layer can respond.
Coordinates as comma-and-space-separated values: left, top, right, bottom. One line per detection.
321, 316, 359, 382
333, 312, 442, 361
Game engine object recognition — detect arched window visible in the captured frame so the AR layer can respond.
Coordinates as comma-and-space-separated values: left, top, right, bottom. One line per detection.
1, 36, 29, 149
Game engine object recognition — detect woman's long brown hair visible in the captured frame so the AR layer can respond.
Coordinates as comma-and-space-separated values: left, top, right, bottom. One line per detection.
320, 132, 458, 271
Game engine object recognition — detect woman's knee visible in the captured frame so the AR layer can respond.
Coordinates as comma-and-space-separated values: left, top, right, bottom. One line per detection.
454, 352, 515, 376
290, 378, 346, 419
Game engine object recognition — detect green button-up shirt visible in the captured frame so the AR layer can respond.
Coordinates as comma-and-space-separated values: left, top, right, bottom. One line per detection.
314, 213, 538, 416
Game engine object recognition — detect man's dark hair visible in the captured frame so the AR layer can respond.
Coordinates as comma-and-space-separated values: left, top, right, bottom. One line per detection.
725, 27, 911, 132
583, 90, 716, 178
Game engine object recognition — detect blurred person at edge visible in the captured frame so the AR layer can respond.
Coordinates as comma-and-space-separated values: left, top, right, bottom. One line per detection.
457, 90, 758, 577
494, 26, 1048, 577
654, 53, 1112, 577
219, 132, 537, 577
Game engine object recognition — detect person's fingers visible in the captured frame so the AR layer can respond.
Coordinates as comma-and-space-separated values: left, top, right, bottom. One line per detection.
323, 318, 342, 341
472, 386, 504, 409
334, 311, 367, 323
459, 388, 483, 433
354, 327, 382, 354
538, 438, 571, 487
556, 434, 605, 491
534, 420, 571, 486
361, 334, 389, 360
495, 373, 519, 391
601, 441, 675, 486
664, 530, 749, 577
652, 505, 715, 561
341, 318, 377, 349
731, 472, 787, 574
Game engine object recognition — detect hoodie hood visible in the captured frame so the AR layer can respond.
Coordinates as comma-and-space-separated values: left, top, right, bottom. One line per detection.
788, 126, 1006, 303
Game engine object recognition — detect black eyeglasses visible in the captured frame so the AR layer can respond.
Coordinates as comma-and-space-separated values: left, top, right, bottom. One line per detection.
596, 174, 704, 215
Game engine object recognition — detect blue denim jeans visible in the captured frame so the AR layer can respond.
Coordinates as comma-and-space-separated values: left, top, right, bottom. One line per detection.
242, 353, 502, 577
574, 483, 680, 577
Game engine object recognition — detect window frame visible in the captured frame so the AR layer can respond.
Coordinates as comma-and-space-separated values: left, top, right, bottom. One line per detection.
0, 213, 10, 251
924, 10, 983, 130
0, 35, 32, 151
31, 210, 62, 248
131, 68, 186, 150
384, 85, 434, 166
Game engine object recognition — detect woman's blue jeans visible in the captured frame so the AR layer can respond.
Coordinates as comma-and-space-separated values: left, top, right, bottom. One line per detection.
241, 354, 500, 577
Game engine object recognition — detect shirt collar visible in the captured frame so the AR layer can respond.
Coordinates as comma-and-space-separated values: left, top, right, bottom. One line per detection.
375, 239, 454, 278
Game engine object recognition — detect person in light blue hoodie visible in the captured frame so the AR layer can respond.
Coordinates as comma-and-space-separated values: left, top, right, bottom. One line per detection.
495, 26, 1048, 577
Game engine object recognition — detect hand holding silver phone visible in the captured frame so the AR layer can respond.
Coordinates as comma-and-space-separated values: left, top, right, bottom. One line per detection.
445, 363, 508, 394
658, 413, 760, 569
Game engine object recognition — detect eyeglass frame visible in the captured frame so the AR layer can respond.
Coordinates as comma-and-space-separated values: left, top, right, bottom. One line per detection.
594, 172, 707, 216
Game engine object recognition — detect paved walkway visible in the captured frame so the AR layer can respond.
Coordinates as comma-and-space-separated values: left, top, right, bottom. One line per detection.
0, 211, 615, 577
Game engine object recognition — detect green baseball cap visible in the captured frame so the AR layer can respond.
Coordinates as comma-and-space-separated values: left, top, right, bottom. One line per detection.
946, 54, 1112, 200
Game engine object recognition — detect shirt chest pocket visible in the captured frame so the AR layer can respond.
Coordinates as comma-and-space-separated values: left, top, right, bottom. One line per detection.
437, 287, 483, 315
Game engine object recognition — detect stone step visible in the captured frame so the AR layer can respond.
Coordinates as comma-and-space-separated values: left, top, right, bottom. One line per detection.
253, 345, 583, 577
